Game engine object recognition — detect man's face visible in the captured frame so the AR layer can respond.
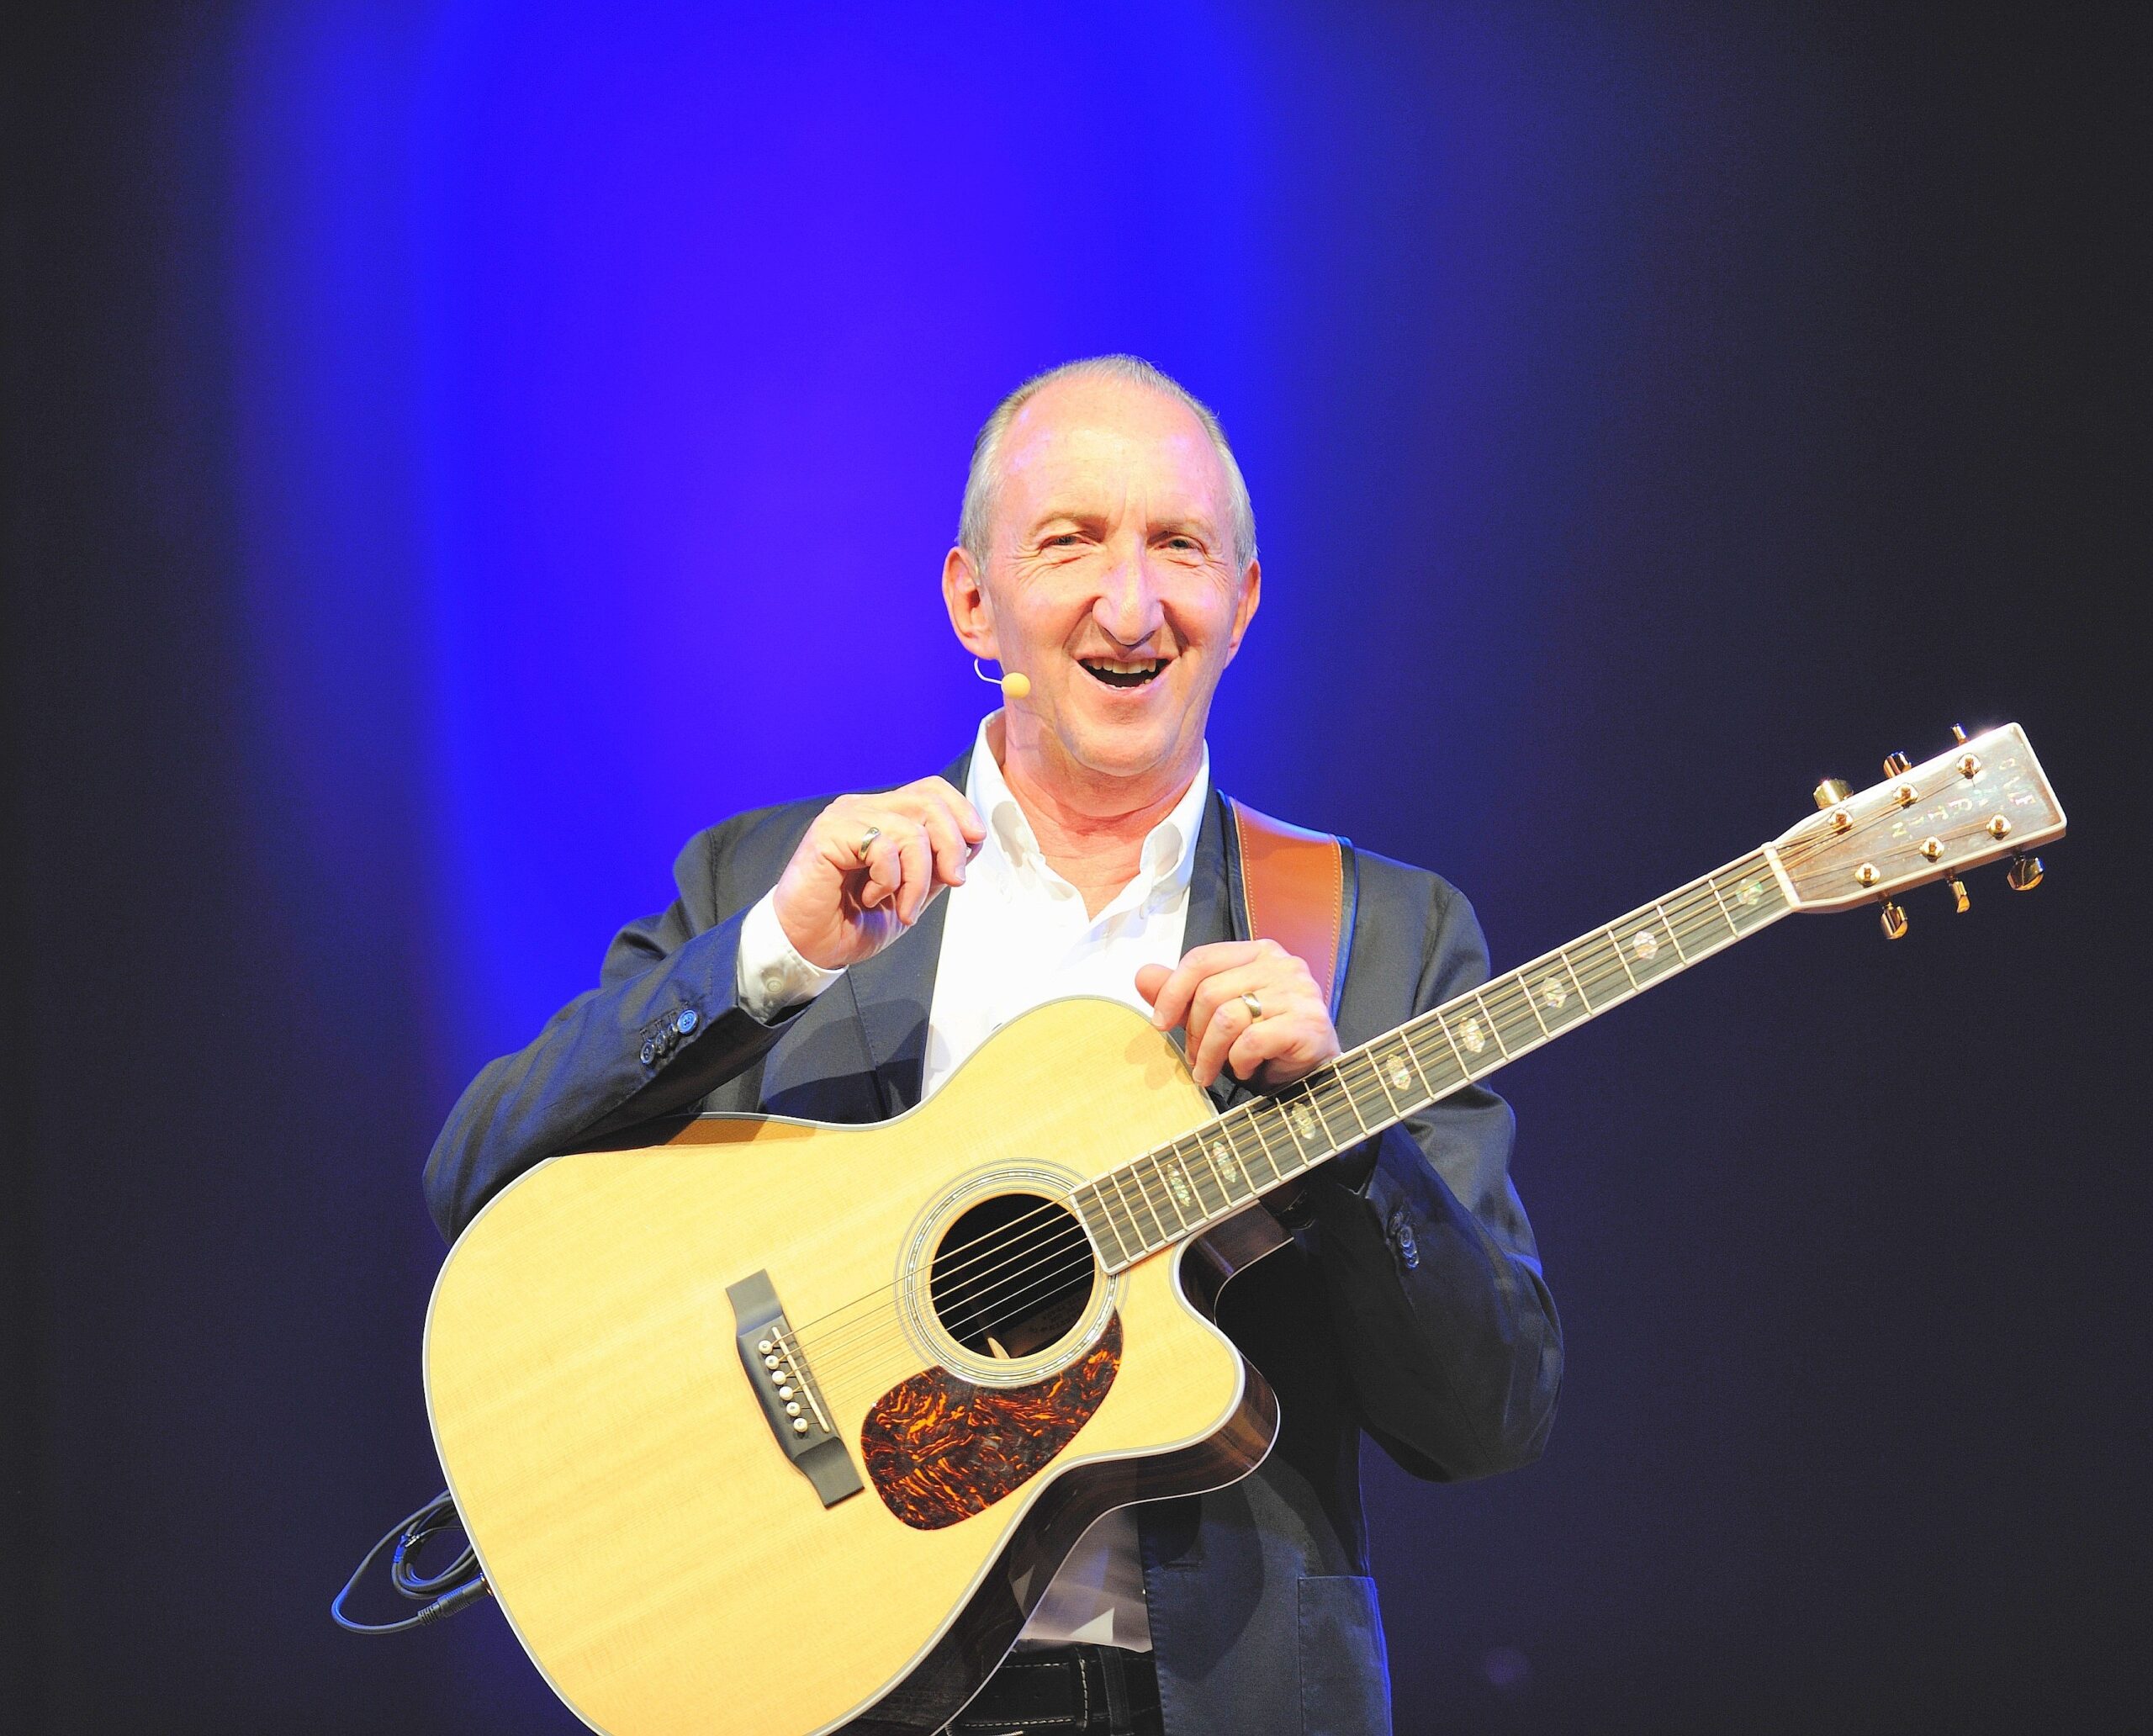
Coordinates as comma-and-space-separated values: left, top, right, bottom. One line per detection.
950, 374, 1260, 791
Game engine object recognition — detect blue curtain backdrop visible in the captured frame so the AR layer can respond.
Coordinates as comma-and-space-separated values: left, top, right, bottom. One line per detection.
5, 3, 2139, 1732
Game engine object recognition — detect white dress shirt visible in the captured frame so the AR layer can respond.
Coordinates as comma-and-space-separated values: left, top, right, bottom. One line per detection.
734, 714, 1213, 1653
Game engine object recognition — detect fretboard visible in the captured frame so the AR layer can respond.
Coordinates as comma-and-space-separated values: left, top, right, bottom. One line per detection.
1071, 848, 1792, 1270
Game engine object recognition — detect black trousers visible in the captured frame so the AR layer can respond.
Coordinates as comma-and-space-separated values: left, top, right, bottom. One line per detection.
945, 1644, 1163, 1735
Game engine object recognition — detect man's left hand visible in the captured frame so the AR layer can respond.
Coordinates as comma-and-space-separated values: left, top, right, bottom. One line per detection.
1136, 940, 1341, 1091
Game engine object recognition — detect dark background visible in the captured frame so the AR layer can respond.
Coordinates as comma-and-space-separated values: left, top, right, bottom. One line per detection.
4, 4, 2143, 1733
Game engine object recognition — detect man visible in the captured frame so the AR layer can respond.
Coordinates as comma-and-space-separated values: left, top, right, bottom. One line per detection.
426, 356, 1561, 1736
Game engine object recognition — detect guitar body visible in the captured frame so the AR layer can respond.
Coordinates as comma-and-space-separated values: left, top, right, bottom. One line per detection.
425, 998, 1283, 1736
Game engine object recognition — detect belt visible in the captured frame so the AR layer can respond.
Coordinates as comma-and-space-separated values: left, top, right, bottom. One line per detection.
948, 1643, 1163, 1735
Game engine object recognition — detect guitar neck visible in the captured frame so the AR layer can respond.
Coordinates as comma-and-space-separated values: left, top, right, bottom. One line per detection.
1072, 846, 1795, 1268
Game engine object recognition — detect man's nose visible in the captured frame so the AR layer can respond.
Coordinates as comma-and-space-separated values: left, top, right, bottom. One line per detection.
1093, 545, 1166, 646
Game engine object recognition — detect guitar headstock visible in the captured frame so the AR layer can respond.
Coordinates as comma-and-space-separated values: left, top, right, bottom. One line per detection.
1769, 723, 2066, 923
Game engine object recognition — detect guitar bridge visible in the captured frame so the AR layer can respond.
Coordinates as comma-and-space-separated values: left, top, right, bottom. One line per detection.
727, 1271, 863, 1507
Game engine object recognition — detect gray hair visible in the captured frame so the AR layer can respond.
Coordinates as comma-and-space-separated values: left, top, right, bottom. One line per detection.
957, 354, 1258, 571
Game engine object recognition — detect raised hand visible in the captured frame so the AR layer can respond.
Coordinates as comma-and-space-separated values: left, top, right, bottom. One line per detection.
1135, 939, 1341, 1090
770, 777, 987, 971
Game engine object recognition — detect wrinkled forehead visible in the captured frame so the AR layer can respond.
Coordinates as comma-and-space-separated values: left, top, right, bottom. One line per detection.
993, 378, 1232, 534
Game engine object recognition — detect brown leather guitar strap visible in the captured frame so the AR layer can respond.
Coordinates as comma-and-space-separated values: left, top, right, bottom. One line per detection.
1220, 795, 1358, 1024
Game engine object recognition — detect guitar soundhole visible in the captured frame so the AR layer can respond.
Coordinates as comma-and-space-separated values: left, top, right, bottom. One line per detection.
928, 1192, 1097, 1361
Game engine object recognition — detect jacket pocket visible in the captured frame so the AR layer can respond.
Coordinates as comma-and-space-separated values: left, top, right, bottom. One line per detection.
1295, 1575, 1393, 1736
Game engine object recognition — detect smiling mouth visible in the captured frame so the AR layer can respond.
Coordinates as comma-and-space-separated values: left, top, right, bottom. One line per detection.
1079, 659, 1165, 690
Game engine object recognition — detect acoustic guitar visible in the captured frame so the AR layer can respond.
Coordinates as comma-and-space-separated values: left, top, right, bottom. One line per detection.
424, 724, 2065, 1736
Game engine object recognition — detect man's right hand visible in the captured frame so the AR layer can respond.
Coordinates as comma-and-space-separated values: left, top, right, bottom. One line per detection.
770, 776, 987, 971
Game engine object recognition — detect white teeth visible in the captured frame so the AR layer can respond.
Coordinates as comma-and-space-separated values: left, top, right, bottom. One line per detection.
1083, 660, 1160, 675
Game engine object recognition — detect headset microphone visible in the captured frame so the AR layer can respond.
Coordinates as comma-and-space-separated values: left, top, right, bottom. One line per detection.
971, 658, 1030, 701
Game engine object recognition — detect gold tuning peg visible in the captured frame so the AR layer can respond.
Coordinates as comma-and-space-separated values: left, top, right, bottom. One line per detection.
2005, 854, 2045, 892
1813, 777, 1853, 810
1946, 876, 1970, 913
1882, 751, 1912, 776
1878, 899, 1909, 939
1950, 723, 1969, 744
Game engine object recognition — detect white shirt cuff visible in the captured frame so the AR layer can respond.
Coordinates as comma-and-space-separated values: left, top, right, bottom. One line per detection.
735, 889, 845, 1022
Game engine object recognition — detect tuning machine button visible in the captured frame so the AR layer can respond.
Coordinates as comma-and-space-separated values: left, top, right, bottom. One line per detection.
1946, 876, 1970, 914
2006, 854, 2045, 892
1878, 900, 1909, 940
1950, 723, 1969, 744
1813, 778, 1852, 810
1883, 751, 1912, 777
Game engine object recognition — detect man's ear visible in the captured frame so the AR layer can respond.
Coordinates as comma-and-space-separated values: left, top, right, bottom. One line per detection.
942, 545, 1000, 660
1224, 558, 1262, 663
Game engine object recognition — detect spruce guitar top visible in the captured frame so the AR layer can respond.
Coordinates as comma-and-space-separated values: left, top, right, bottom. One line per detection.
423, 724, 2066, 1736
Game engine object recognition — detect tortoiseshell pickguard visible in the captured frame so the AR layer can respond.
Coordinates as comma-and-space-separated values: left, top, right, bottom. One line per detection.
860, 1315, 1122, 1531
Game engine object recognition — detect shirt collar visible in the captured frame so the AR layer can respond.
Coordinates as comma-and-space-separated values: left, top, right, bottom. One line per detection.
963, 713, 1211, 909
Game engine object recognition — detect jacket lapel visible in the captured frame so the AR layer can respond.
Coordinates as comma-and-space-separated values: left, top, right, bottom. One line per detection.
1182, 789, 1262, 1114
1184, 788, 1240, 955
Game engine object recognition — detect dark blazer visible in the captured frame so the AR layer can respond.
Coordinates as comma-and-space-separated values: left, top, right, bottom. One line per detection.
425, 754, 1562, 1736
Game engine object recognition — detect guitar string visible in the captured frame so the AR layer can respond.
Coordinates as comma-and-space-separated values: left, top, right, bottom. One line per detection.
794, 862, 1785, 1389
796, 799, 1911, 1352
786, 859, 1765, 1357
796, 881, 1754, 1397
797, 858, 1812, 1390
794, 779, 2011, 1390
807, 912, 1787, 1405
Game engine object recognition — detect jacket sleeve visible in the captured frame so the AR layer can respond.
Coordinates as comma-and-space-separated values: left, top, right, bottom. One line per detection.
1306, 878, 1563, 1482
421, 823, 796, 1243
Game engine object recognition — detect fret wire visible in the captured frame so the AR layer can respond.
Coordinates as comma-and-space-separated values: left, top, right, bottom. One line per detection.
1514, 966, 1556, 1039
1087, 1183, 1135, 1267
1108, 1173, 1151, 1260
1349, 1046, 1404, 1130
1103, 1165, 1150, 1251
1680, 882, 1740, 952
1108, 1167, 1156, 1254
1469, 988, 1514, 1060
1306, 1071, 1361, 1147
1674, 892, 1729, 954
1281, 1081, 1330, 1166
1704, 873, 1742, 938
1652, 901, 1690, 964
1394, 1024, 1442, 1103
1362, 1045, 1406, 1119
1130, 1156, 1182, 1240
1558, 945, 1599, 1014
1401, 1019, 1459, 1098
1159, 1149, 1202, 1226
1205, 1129, 1246, 1206
1368, 1035, 1420, 1116
1237, 1102, 1288, 1186
1571, 935, 1633, 1007
1191, 1130, 1233, 1207
1071, 1187, 1114, 1267
1181, 1134, 1230, 1217
1606, 926, 1643, 990
1208, 1125, 1256, 1202
1333, 1055, 1379, 1136
1431, 1006, 1478, 1080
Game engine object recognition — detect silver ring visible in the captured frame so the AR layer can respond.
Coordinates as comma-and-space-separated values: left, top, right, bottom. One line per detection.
1240, 991, 1264, 1022
854, 825, 882, 865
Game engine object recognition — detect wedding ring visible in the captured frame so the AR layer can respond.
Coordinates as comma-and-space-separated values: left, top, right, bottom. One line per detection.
854, 825, 882, 864
1240, 991, 1264, 1022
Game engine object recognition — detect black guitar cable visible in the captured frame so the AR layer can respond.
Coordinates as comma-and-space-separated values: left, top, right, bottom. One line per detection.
331, 1491, 492, 1634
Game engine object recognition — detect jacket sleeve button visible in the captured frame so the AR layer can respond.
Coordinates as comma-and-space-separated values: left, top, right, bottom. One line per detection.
639, 1040, 657, 1066
674, 1008, 699, 1035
